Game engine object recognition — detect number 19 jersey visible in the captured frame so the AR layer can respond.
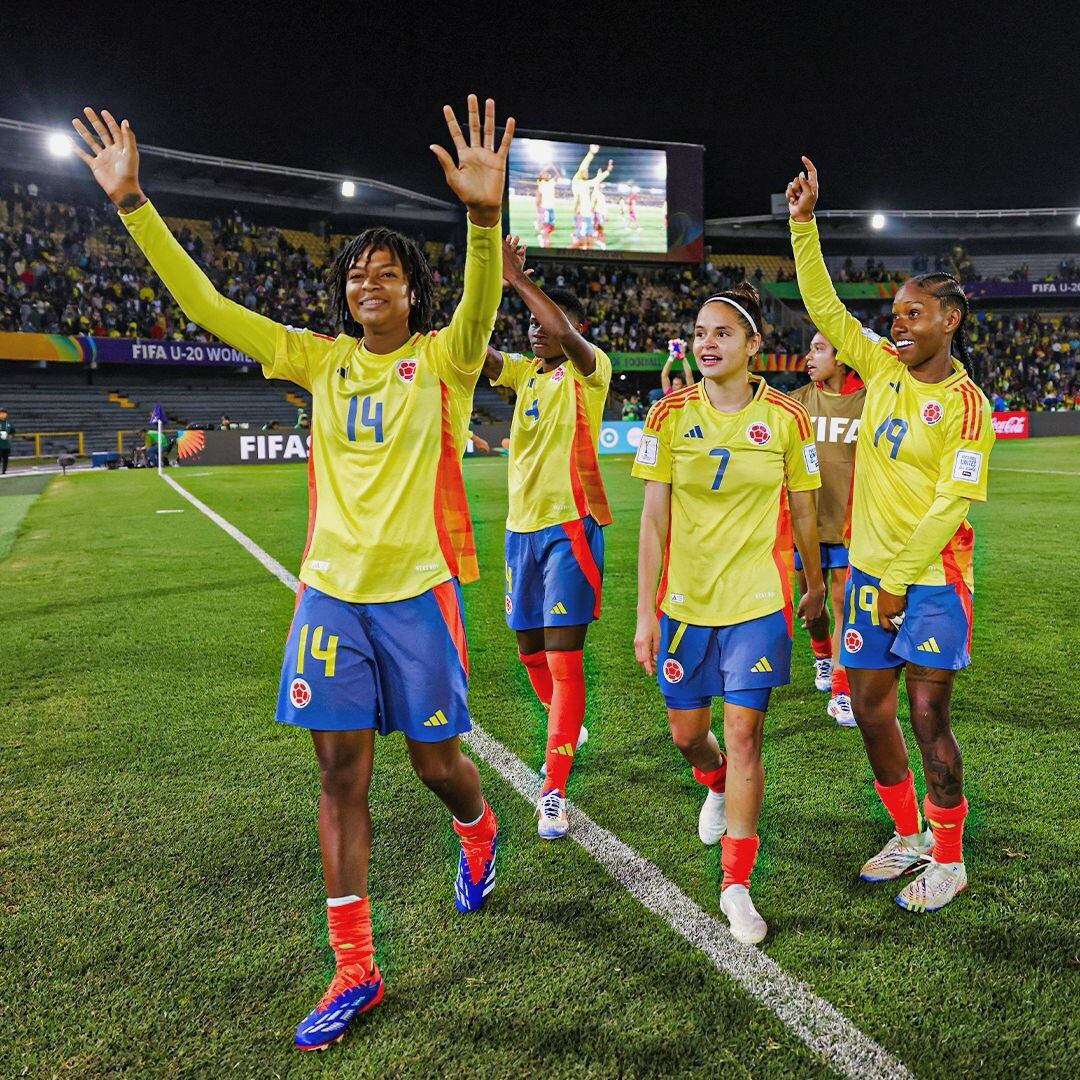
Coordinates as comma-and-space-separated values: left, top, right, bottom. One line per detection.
632, 376, 821, 627
790, 216, 995, 589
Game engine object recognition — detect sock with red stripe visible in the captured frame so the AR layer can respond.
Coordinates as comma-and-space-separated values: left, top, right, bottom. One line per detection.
874, 769, 922, 838
519, 649, 553, 709
543, 649, 585, 794
326, 895, 375, 985
831, 667, 851, 696
692, 756, 727, 793
721, 834, 760, 890
924, 795, 968, 864
811, 636, 833, 659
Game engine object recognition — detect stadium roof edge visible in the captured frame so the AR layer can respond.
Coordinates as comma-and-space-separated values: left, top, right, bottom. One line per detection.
0, 116, 457, 214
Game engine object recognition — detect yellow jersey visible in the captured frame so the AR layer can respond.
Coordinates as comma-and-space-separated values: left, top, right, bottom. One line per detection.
493, 348, 613, 532
631, 376, 821, 627
790, 216, 994, 589
122, 200, 502, 603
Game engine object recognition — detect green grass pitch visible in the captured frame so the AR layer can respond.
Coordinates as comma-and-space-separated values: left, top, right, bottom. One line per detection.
2, 439, 1078, 1076
508, 194, 667, 254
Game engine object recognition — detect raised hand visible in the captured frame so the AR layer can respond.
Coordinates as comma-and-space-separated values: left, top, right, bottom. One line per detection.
430, 95, 515, 228
786, 155, 819, 222
501, 234, 531, 287
71, 108, 145, 212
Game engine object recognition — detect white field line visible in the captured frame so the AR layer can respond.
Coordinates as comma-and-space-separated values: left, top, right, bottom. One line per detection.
990, 466, 1080, 476
159, 471, 911, 1080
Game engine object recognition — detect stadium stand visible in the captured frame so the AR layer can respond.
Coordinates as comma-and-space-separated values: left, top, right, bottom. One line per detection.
1, 180, 1077, 460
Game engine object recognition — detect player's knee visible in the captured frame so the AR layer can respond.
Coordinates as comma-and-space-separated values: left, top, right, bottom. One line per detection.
317, 756, 368, 801
669, 723, 708, 757
411, 753, 456, 791
723, 721, 763, 764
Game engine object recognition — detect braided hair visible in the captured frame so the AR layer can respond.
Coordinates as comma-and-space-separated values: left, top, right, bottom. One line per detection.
327, 227, 436, 338
908, 272, 971, 366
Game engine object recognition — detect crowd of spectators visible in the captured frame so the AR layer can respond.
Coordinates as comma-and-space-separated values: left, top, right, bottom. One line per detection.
968, 312, 1079, 410
2, 184, 1077, 409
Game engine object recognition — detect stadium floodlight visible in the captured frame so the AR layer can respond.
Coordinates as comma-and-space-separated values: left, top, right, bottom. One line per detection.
1075, 212, 1080, 227
871, 213, 886, 230
341, 180, 355, 197
47, 132, 73, 157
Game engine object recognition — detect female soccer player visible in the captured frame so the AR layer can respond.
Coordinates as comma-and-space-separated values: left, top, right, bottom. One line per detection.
483, 237, 612, 840
788, 332, 865, 726
788, 157, 995, 913
633, 283, 824, 944
73, 98, 514, 1048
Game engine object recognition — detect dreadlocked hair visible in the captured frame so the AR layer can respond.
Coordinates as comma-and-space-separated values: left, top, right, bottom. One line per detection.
908, 272, 971, 367
327, 227, 436, 338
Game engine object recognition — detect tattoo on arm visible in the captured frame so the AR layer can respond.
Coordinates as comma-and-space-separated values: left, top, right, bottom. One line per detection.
118, 192, 144, 212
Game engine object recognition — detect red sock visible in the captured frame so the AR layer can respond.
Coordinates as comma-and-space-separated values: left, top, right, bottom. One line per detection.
452, 801, 497, 884
721, 834, 760, 890
874, 769, 921, 837
810, 636, 832, 659
327, 897, 374, 980
692, 756, 727, 793
519, 649, 552, 709
830, 667, 850, 696
543, 649, 585, 793
924, 795, 968, 864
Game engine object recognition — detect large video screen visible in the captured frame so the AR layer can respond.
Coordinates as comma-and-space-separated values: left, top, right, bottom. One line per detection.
507, 137, 668, 255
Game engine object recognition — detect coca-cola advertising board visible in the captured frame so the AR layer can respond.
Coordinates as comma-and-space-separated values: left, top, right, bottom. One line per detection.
991, 411, 1029, 439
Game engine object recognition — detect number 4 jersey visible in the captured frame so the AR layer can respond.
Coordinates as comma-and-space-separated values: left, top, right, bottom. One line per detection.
632, 376, 821, 627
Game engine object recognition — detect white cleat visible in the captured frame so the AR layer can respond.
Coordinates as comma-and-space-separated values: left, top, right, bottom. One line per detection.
698, 789, 727, 845
720, 885, 767, 944
539, 726, 588, 780
896, 860, 967, 912
827, 693, 857, 727
813, 657, 833, 692
859, 830, 933, 882
536, 789, 569, 840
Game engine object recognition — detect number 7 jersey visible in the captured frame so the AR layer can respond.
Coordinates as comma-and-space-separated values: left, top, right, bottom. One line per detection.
631, 376, 821, 627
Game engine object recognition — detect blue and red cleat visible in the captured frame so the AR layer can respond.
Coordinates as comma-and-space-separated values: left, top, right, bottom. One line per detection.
294, 964, 383, 1051
454, 827, 498, 912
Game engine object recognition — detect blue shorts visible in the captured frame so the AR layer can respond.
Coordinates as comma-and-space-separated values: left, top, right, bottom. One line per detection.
840, 565, 973, 671
543, 208, 555, 225
794, 541, 849, 572
504, 517, 604, 630
276, 581, 471, 739
657, 609, 791, 711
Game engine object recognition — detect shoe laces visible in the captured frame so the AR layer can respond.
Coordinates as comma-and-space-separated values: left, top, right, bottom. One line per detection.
317, 963, 374, 1013
538, 790, 564, 819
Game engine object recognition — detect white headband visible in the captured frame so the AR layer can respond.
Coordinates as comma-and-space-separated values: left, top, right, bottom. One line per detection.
703, 295, 758, 335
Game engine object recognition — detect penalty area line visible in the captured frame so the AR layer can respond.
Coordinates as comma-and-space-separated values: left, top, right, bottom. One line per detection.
159, 471, 911, 1080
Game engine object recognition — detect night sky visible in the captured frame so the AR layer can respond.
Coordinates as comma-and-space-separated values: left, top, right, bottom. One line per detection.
4, 1, 1078, 218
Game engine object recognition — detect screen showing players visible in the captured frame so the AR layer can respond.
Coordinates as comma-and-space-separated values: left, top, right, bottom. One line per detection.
507, 137, 668, 255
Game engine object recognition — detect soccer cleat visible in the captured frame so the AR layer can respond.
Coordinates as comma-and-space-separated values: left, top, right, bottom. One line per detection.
538, 725, 589, 780
813, 657, 833, 691
895, 860, 968, 913
536, 788, 570, 840
698, 789, 727, 845
859, 830, 933, 882
294, 964, 383, 1051
827, 693, 857, 727
719, 885, 767, 944
454, 825, 498, 913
